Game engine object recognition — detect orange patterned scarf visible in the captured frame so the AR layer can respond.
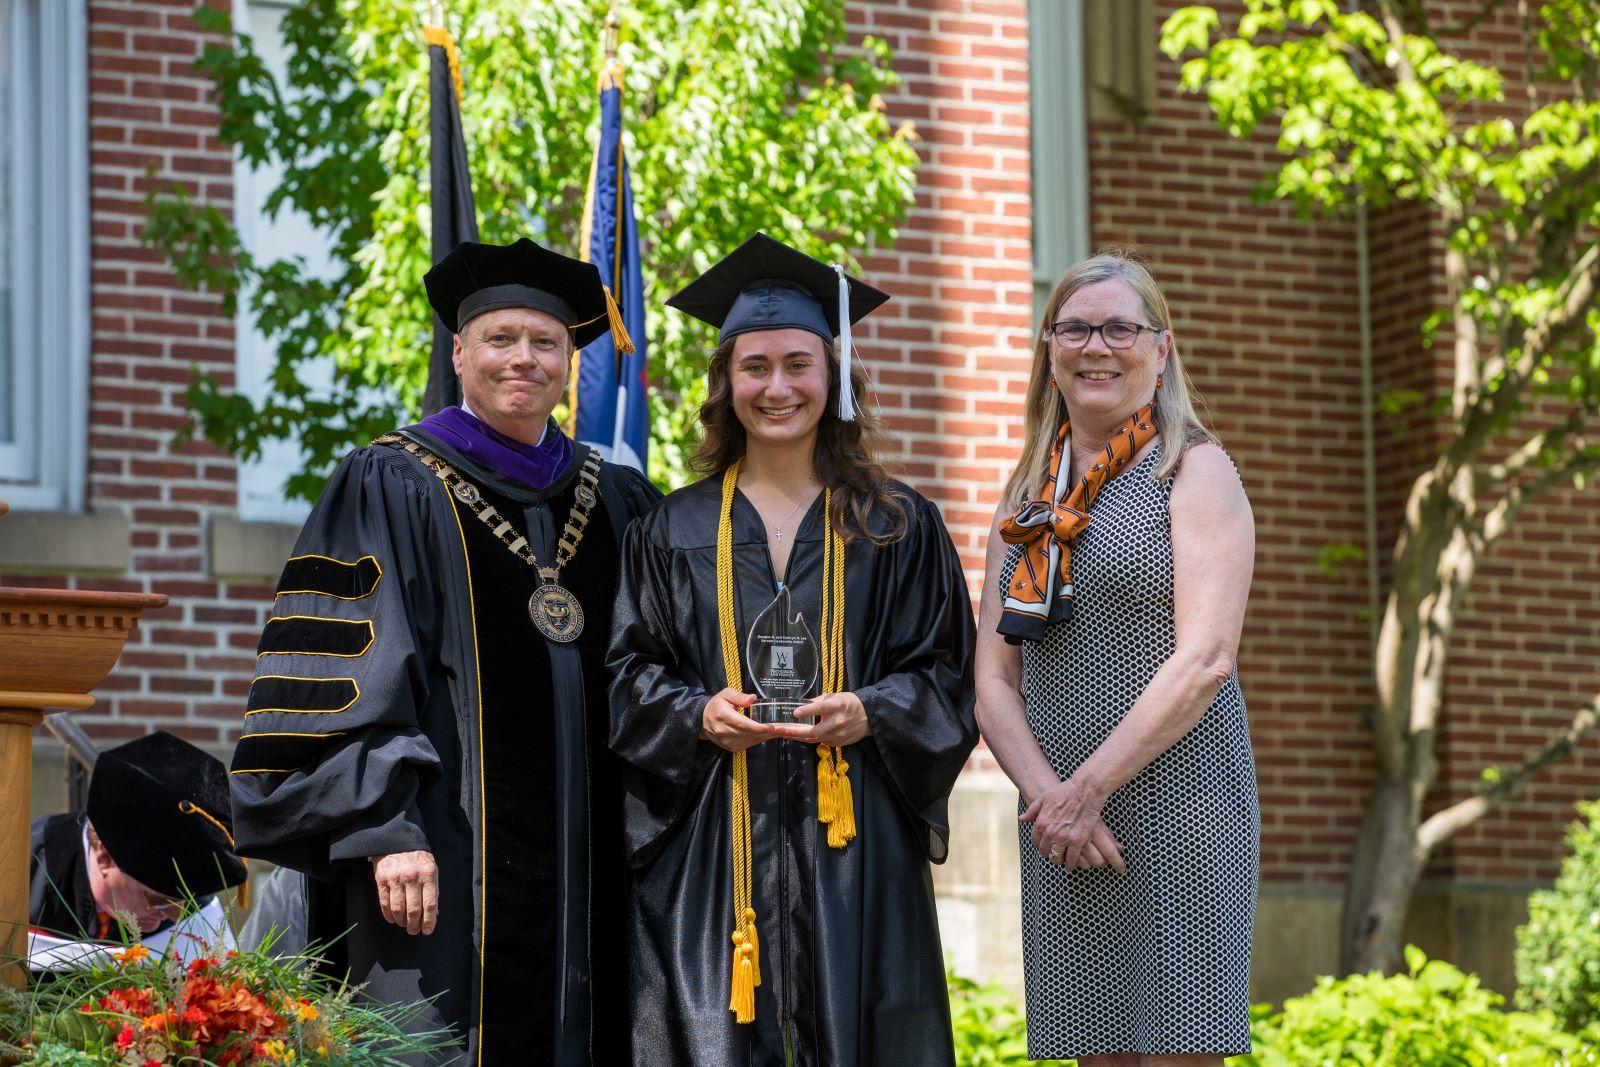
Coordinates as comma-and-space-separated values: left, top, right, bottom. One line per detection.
997, 402, 1159, 643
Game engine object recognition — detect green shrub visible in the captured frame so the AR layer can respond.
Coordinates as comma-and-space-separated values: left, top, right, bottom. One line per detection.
947, 969, 1070, 1066
1519, 799, 1600, 1030
1241, 946, 1591, 1066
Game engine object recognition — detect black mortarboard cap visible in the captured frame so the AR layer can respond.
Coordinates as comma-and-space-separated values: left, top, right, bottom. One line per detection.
87, 731, 247, 900
423, 237, 631, 351
666, 233, 888, 419
665, 233, 889, 344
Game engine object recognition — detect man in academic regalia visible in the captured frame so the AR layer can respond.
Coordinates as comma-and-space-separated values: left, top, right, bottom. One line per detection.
29, 731, 244, 970
228, 238, 659, 1066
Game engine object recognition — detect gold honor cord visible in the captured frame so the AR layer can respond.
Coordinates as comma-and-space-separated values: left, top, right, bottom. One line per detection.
717, 462, 856, 1024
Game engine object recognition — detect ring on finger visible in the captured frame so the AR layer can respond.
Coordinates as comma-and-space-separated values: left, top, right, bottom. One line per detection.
1048, 847, 1064, 863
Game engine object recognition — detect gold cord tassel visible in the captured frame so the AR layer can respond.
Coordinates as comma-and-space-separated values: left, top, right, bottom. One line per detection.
602, 284, 636, 355
730, 928, 756, 1022
720, 464, 760, 1022
816, 743, 836, 824
744, 905, 761, 985
830, 756, 856, 847
816, 493, 855, 848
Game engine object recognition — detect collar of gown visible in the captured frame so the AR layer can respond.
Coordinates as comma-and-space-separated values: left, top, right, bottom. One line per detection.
414, 404, 575, 491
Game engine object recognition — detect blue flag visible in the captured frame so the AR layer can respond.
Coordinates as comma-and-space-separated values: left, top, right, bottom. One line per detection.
572, 60, 648, 473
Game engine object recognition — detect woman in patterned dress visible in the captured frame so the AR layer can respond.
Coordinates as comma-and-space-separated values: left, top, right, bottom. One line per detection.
974, 251, 1259, 1066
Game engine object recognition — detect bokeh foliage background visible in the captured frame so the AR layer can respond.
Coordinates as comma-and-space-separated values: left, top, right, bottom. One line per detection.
146, 0, 919, 497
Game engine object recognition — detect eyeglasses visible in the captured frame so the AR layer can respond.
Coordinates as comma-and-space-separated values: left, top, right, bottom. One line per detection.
1042, 320, 1164, 349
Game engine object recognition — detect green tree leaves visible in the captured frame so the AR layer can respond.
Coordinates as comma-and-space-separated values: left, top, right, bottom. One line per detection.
147, 0, 917, 497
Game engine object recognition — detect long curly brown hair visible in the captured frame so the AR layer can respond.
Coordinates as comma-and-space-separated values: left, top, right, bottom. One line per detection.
690, 336, 908, 546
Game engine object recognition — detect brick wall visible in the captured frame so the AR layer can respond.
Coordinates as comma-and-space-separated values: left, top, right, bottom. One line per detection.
4, 0, 272, 752
1085, 0, 1379, 883
846, 0, 1035, 607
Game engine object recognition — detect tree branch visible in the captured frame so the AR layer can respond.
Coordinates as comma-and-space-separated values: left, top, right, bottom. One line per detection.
1511, 240, 1600, 381
1463, 240, 1600, 464
1478, 443, 1600, 546
1373, 0, 1422, 84
1417, 691, 1600, 854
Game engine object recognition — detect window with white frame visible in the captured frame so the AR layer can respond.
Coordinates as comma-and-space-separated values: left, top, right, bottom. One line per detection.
233, 0, 334, 524
1029, 0, 1090, 319
0, 0, 88, 512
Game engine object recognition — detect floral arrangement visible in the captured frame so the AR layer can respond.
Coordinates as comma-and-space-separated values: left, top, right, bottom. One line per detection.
2, 935, 450, 1066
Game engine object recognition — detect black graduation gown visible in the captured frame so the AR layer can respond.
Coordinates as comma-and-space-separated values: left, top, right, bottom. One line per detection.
607, 477, 978, 1067
229, 423, 659, 1066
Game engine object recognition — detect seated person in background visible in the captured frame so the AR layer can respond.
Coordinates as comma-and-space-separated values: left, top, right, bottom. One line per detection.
28, 731, 246, 970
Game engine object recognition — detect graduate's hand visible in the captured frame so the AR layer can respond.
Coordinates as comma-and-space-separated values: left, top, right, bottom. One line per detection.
372, 850, 439, 935
700, 688, 774, 752
772, 692, 872, 747
1019, 780, 1126, 874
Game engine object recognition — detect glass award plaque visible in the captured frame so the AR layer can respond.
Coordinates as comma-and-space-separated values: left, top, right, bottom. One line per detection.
745, 585, 819, 724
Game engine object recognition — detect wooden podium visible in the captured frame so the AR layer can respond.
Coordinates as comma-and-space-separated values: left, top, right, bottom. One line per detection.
0, 500, 168, 985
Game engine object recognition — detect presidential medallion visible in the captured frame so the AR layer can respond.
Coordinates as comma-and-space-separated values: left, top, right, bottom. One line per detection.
530, 581, 584, 643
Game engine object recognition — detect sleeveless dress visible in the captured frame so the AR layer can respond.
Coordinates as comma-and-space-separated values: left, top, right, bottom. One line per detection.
1003, 443, 1259, 1059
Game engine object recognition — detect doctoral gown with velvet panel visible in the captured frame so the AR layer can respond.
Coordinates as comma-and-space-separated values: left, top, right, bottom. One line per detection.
607, 476, 977, 1067
229, 423, 658, 1067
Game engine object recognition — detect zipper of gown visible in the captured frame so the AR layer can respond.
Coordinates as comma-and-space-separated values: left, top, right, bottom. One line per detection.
755, 515, 796, 1059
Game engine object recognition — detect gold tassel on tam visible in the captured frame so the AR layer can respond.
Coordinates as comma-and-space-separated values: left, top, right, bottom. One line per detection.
601, 284, 636, 355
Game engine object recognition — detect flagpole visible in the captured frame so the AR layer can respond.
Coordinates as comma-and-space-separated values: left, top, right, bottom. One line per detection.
567, 1, 624, 435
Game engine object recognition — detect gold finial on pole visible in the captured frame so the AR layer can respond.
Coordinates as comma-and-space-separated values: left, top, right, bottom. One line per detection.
603, 2, 621, 60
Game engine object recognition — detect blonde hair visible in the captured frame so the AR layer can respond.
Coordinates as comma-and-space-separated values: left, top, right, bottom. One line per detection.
1002, 248, 1218, 505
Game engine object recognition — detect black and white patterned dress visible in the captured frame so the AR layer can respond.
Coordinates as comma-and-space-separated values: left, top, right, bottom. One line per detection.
1004, 443, 1259, 1059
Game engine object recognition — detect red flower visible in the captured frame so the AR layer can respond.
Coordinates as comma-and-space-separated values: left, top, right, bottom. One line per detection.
187, 955, 216, 976
115, 1023, 136, 1049
99, 986, 155, 1018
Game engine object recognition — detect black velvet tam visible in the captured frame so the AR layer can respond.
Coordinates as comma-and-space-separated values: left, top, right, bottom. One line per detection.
86, 731, 247, 900
665, 232, 889, 343
423, 237, 613, 345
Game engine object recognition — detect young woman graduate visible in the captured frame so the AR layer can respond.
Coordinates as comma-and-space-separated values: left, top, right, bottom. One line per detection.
607, 234, 978, 1066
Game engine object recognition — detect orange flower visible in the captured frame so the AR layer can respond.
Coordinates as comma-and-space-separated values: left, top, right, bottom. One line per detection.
115, 945, 152, 967
141, 1010, 179, 1032
292, 1000, 319, 1022
256, 1039, 295, 1062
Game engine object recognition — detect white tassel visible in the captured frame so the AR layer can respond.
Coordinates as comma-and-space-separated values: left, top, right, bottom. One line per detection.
835, 264, 855, 422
